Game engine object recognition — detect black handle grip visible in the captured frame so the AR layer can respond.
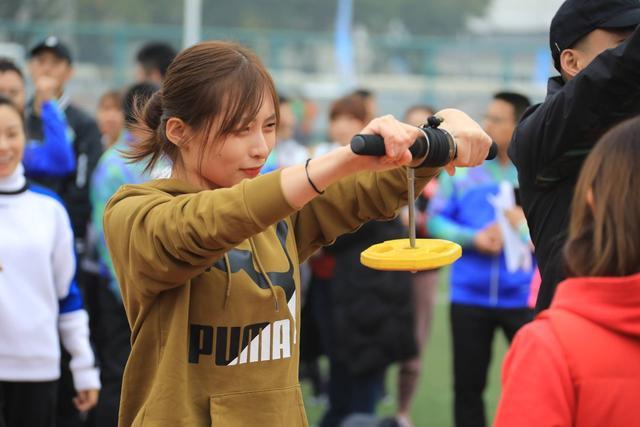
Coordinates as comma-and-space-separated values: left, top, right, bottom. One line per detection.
350, 134, 498, 165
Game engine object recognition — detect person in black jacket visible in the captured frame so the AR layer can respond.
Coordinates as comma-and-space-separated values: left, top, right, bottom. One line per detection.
134, 41, 176, 86
26, 36, 104, 427
509, 0, 640, 312
311, 95, 417, 427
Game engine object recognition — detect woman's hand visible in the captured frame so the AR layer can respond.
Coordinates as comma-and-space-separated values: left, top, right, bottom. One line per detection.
281, 110, 490, 209
437, 109, 493, 176
73, 389, 99, 412
505, 206, 527, 229
350, 114, 423, 172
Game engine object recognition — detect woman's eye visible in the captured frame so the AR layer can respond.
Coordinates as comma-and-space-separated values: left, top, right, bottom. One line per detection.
265, 122, 277, 130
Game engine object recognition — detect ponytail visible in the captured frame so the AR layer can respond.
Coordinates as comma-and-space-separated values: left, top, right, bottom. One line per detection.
125, 90, 177, 173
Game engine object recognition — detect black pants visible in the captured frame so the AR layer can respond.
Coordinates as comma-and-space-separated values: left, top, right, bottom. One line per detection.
450, 303, 533, 427
59, 273, 131, 427
0, 380, 58, 427
88, 285, 131, 427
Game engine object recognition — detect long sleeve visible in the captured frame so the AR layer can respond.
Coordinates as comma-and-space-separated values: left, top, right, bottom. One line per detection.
52, 199, 100, 392
59, 288, 101, 392
104, 170, 298, 297
518, 220, 532, 246
509, 26, 640, 183
90, 149, 135, 298
427, 173, 477, 248
90, 163, 118, 282
22, 100, 76, 177
494, 321, 574, 427
291, 165, 439, 262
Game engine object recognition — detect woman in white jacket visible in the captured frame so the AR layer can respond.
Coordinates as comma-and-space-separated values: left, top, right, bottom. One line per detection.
0, 95, 100, 426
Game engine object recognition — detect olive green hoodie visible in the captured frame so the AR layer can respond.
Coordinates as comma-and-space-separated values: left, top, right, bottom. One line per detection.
104, 166, 437, 426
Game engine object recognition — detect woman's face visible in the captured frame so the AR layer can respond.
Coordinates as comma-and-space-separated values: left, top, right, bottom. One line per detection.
97, 96, 124, 146
177, 94, 277, 189
0, 105, 25, 178
329, 114, 366, 146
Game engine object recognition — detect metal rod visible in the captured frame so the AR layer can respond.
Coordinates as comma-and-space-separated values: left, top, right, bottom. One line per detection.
407, 167, 416, 249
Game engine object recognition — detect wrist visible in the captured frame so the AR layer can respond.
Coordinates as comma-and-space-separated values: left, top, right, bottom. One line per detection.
414, 126, 455, 168
336, 145, 367, 175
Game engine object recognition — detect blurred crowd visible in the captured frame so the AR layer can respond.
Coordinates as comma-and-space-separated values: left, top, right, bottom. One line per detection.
0, 36, 535, 427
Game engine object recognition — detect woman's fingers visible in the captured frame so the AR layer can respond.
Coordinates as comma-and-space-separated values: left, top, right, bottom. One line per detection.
359, 115, 421, 163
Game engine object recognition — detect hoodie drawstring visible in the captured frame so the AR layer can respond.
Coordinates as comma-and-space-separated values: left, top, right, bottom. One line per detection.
222, 253, 232, 309
249, 237, 280, 312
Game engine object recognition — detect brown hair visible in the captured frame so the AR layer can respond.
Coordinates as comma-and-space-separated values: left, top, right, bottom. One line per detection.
127, 41, 279, 173
329, 94, 368, 124
98, 90, 123, 111
564, 116, 640, 278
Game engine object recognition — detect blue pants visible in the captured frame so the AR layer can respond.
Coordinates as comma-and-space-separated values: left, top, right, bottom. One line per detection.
319, 358, 385, 427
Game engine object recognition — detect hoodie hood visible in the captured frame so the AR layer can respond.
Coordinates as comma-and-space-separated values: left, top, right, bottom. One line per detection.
551, 273, 640, 338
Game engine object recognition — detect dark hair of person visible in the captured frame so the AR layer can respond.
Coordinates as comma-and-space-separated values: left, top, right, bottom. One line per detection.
564, 116, 640, 278
329, 94, 368, 123
352, 88, 373, 100
0, 58, 24, 81
122, 83, 159, 126
136, 42, 177, 80
493, 92, 531, 121
127, 41, 279, 174
98, 90, 123, 109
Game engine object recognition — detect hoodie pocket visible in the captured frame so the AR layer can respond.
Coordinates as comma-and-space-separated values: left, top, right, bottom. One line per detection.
209, 384, 308, 426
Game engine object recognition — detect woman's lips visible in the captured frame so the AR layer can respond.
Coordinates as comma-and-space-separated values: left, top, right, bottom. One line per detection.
241, 167, 262, 178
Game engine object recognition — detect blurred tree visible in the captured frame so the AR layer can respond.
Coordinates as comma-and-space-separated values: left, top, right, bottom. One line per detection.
1, 0, 65, 22
1, 0, 76, 46
1, 0, 491, 36
199, 0, 490, 36
357, 0, 491, 35
76, 0, 181, 24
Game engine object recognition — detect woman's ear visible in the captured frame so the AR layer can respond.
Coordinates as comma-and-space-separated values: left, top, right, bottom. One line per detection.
166, 117, 189, 148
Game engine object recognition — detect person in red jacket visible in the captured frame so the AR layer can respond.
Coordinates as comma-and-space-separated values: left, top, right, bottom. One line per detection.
495, 115, 640, 427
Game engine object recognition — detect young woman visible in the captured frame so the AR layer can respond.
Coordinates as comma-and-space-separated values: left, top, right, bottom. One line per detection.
495, 116, 640, 427
103, 41, 491, 426
0, 58, 75, 178
96, 89, 125, 149
0, 96, 100, 426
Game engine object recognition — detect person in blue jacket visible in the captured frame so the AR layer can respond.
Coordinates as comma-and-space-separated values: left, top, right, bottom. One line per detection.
0, 57, 75, 177
428, 92, 535, 427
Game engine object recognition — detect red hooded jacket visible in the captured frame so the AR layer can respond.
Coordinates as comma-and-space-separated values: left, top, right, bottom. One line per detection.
495, 273, 640, 427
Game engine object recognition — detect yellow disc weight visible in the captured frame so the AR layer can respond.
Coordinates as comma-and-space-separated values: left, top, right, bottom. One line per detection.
360, 238, 462, 271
